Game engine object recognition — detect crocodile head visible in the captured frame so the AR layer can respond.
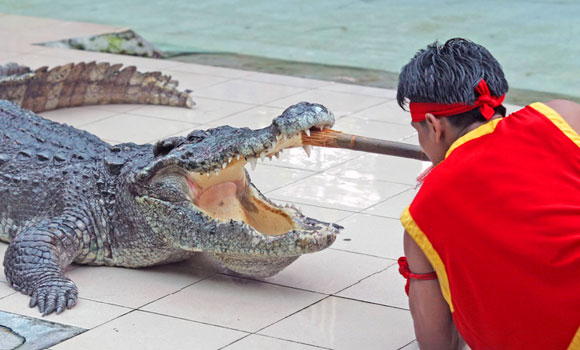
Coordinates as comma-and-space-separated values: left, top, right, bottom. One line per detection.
130, 102, 342, 277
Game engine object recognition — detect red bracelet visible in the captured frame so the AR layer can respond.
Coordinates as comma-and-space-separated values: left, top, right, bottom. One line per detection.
398, 256, 438, 296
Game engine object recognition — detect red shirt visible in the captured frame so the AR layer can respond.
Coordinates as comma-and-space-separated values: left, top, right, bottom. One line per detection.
402, 103, 580, 350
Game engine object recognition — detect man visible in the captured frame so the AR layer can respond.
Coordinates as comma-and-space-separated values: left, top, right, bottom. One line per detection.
396, 38, 580, 350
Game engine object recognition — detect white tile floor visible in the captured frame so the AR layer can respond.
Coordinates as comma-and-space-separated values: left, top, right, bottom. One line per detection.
0, 13, 460, 350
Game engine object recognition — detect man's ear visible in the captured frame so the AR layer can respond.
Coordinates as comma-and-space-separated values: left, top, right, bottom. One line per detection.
424, 113, 445, 143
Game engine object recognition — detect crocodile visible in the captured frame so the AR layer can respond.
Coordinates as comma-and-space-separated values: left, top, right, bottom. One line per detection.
0, 62, 341, 316
0, 61, 193, 112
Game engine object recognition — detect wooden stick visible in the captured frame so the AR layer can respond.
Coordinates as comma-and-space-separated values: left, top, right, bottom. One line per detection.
302, 129, 429, 161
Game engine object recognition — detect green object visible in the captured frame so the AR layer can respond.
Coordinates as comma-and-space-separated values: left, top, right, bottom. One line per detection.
41, 30, 164, 58
0, 311, 85, 350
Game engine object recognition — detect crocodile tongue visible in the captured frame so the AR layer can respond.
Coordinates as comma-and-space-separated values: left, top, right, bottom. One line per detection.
187, 160, 296, 236
196, 182, 240, 217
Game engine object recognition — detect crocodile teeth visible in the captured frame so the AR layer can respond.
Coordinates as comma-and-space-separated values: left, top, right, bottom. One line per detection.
249, 157, 257, 171
215, 168, 220, 175
304, 129, 311, 137
222, 162, 227, 169
271, 140, 276, 149
260, 151, 265, 162
236, 154, 241, 160
319, 126, 325, 131
251, 236, 261, 246
303, 145, 312, 157
228, 156, 233, 163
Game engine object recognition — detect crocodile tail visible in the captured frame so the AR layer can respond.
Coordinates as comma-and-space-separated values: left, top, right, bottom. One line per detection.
0, 62, 32, 77
0, 62, 194, 113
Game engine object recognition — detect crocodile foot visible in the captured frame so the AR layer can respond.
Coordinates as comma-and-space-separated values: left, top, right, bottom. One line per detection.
29, 276, 78, 316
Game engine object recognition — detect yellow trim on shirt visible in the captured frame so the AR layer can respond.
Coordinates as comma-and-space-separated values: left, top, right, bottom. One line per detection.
529, 107, 580, 350
445, 118, 502, 159
401, 206, 454, 313
569, 326, 580, 350
529, 102, 580, 148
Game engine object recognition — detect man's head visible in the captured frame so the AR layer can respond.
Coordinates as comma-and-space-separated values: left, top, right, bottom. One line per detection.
397, 38, 509, 163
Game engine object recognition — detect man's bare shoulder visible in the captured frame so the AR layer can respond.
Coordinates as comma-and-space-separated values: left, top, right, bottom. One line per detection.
544, 99, 580, 135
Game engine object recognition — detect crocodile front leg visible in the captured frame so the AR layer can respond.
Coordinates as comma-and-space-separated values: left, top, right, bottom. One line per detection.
4, 215, 83, 315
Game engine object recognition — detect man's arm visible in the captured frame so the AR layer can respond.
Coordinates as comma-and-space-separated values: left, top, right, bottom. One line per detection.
403, 231, 465, 350
544, 99, 580, 135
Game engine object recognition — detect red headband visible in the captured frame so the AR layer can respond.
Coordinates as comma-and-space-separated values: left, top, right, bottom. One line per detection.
409, 79, 505, 122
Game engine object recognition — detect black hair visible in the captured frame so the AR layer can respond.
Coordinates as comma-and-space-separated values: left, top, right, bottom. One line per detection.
397, 38, 509, 128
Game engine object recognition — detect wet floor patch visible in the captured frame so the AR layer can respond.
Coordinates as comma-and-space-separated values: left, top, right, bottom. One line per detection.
0, 311, 85, 350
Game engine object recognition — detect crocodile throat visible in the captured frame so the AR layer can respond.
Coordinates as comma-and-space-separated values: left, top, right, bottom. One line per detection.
187, 160, 294, 236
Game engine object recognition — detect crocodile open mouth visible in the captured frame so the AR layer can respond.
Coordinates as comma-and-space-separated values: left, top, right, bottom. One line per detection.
185, 127, 326, 237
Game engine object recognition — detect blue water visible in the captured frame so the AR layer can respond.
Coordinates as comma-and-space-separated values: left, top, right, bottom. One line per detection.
1, 0, 579, 97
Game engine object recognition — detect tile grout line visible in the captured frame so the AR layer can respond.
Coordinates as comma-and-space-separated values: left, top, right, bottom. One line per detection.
214, 272, 329, 297
69, 111, 126, 128
42, 110, 122, 129
0, 292, 17, 301
265, 176, 412, 221
52, 272, 220, 342
332, 291, 410, 312
195, 77, 311, 106
239, 294, 335, 350
236, 73, 335, 90
329, 262, 396, 296
216, 258, 398, 309
259, 85, 316, 107
164, 63, 256, 79
328, 247, 400, 260
338, 96, 398, 116
135, 271, 218, 308
49, 307, 138, 343
220, 332, 334, 350
333, 185, 415, 221
138, 308, 253, 334
217, 333, 254, 350
312, 156, 418, 186
328, 259, 399, 294
397, 339, 418, 350
355, 187, 417, 219
331, 295, 409, 311
126, 101, 258, 126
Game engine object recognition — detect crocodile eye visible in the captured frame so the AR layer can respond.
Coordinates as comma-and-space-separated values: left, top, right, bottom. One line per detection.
150, 174, 189, 202
151, 183, 188, 202
186, 130, 207, 143
153, 137, 184, 158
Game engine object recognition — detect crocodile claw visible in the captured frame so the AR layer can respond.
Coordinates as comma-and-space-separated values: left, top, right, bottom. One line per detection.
29, 277, 78, 315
